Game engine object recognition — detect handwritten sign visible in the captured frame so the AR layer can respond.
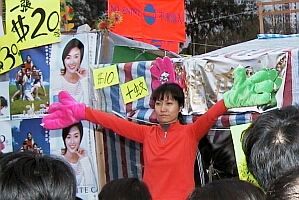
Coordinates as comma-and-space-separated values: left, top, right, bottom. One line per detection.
92, 65, 119, 89
5, 0, 61, 50
120, 77, 149, 104
0, 33, 23, 74
230, 123, 260, 187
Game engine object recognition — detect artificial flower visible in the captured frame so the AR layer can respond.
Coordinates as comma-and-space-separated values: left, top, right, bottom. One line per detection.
110, 11, 123, 24
150, 56, 177, 90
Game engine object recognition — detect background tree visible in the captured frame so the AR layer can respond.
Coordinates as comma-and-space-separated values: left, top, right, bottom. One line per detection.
68, 0, 107, 30
183, 0, 259, 55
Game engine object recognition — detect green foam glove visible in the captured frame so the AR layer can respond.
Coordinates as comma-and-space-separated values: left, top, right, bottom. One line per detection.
258, 73, 282, 111
223, 66, 281, 109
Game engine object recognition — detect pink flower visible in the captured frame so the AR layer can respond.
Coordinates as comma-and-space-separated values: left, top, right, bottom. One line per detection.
150, 56, 177, 90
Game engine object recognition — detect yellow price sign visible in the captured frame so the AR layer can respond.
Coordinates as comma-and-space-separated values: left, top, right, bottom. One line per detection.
0, 33, 23, 74
120, 77, 149, 104
5, 0, 61, 50
230, 123, 260, 187
93, 65, 120, 89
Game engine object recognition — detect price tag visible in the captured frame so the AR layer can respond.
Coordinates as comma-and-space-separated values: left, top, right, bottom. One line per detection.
5, 0, 61, 50
120, 77, 149, 104
93, 65, 120, 89
0, 33, 23, 74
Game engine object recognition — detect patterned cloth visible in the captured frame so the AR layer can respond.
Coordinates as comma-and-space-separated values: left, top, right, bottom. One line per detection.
96, 49, 293, 182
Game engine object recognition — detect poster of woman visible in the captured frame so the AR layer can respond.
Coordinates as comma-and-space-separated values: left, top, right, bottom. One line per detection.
50, 34, 90, 105
49, 120, 99, 200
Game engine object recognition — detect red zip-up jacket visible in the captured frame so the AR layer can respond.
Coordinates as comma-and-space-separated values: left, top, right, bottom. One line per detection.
86, 100, 227, 200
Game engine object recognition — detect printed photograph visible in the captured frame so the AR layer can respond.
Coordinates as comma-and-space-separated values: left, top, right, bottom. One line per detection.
9, 45, 51, 119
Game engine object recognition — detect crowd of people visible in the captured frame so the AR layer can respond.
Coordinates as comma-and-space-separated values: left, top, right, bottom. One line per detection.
1, 58, 294, 199
11, 55, 47, 102
19, 132, 42, 155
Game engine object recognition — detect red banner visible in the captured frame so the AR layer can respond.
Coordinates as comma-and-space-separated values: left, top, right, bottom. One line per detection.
108, 0, 185, 42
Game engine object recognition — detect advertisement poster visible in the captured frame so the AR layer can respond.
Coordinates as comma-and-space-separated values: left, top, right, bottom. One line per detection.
11, 118, 50, 155
0, 81, 10, 121
9, 45, 51, 120
49, 120, 99, 200
0, 121, 13, 154
50, 34, 91, 105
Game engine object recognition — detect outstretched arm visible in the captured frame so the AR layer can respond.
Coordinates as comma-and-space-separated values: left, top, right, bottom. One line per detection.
41, 91, 147, 142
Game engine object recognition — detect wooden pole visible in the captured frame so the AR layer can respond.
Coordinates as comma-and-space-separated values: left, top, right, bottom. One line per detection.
257, 0, 299, 34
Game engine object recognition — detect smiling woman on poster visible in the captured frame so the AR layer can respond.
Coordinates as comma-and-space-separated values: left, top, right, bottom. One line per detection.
52, 38, 87, 103
61, 121, 97, 187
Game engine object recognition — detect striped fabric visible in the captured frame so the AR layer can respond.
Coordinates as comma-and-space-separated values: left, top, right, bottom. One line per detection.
97, 53, 293, 183
258, 33, 299, 39
97, 61, 154, 181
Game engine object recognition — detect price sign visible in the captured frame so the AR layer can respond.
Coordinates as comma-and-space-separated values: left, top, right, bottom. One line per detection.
0, 33, 23, 74
5, 0, 61, 50
120, 77, 149, 104
93, 65, 120, 89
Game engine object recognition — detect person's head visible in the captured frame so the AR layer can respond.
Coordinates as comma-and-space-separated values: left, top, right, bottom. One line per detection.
266, 166, 299, 200
0, 96, 8, 110
61, 38, 84, 75
27, 132, 33, 140
187, 178, 265, 200
98, 178, 152, 200
26, 55, 32, 63
0, 151, 77, 200
151, 83, 185, 124
25, 68, 32, 76
32, 65, 38, 71
242, 105, 299, 191
21, 141, 28, 151
62, 121, 83, 154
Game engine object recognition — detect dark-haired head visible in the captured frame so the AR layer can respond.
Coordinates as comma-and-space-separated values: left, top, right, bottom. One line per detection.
188, 178, 265, 200
61, 38, 84, 74
242, 104, 299, 190
266, 166, 299, 200
152, 83, 185, 124
62, 121, 83, 154
0, 151, 76, 200
98, 178, 152, 200
0, 96, 8, 108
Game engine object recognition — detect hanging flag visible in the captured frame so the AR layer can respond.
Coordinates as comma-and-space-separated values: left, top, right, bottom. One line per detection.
108, 0, 185, 42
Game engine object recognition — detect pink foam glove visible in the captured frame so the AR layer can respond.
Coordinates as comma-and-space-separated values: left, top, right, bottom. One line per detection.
42, 91, 86, 130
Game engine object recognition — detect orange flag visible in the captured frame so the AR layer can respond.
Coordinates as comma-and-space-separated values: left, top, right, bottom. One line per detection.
108, 0, 185, 42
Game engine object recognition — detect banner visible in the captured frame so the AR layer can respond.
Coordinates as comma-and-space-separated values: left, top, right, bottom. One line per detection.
108, 0, 185, 42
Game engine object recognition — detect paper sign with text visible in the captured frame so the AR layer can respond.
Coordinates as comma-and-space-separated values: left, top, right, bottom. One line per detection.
5, 0, 61, 50
0, 33, 23, 74
93, 65, 119, 89
120, 76, 149, 104
230, 123, 260, 187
